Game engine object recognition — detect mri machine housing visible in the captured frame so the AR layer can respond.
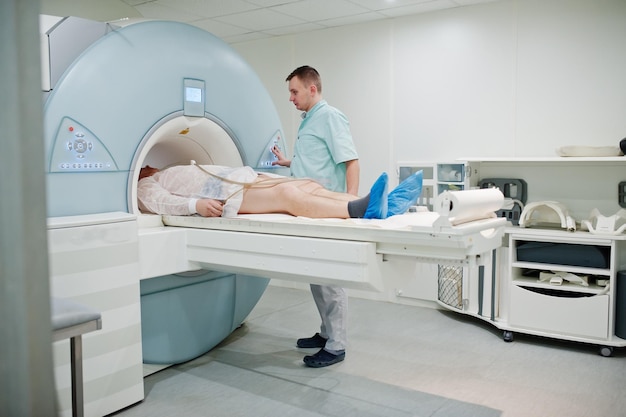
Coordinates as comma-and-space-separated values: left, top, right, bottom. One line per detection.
42, 16, 508, 417
43, 16, 287, 416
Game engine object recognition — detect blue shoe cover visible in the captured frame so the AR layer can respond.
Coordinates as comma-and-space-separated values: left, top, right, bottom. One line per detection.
364, 172, 388, 219
387, 170, 423, 216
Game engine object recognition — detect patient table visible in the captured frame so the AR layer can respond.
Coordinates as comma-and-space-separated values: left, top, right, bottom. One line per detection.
149, 210, 508, 292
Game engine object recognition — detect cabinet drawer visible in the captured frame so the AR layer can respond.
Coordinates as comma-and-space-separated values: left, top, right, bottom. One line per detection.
509, 285, 609, 340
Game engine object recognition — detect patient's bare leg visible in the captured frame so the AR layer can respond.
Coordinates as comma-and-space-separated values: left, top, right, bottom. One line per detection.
290, 179, 356, 201
253, 177, 356, 202
238, 180, 354, 218
239, 176, 387, 219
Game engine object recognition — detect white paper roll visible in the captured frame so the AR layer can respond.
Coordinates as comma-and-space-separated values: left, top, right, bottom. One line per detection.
435, 188, 504, 225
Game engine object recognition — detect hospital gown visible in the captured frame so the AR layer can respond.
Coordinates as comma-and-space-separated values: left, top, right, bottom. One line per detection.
137, 165, 258, 218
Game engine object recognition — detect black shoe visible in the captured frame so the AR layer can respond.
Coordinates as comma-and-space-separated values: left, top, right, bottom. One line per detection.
296, 333, 328, 348
303, 348, 345, 368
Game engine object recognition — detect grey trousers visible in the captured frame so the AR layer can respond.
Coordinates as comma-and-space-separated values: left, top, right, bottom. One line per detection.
310, 284, 347, 353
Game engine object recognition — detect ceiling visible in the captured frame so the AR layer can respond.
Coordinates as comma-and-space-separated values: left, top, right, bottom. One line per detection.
40, 0, 500, 43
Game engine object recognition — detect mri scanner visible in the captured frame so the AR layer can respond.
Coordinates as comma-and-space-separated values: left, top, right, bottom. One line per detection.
41, 16, 508, 417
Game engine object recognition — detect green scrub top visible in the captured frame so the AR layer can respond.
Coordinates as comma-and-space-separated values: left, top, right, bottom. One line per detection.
290, 100, 359, 192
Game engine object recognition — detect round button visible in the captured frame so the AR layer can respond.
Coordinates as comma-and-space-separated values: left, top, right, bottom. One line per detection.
74, 139, 87, 153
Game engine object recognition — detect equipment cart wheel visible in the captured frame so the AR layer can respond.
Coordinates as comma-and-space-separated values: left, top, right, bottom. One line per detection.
503, 331, 514, 343
599, 346, 614, 357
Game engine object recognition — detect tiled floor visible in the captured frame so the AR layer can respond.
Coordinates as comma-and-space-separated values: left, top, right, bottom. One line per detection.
112, 286, 626, 417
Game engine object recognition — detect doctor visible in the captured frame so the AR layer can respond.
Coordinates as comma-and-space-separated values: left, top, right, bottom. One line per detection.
272, 65, 360, 368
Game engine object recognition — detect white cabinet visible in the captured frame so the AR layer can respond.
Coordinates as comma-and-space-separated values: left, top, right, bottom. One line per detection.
425, 157, 626, 355
397, 161, 479, 211
48, 213, 144, 416
435, 161, 479, 194
506, 228, 626, 354
397, 162, 436, 210
394, 161, 481, 304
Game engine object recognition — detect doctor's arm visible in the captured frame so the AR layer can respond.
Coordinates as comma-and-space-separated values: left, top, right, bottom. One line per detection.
344, 159, 360, 196
271, 145, 291, 167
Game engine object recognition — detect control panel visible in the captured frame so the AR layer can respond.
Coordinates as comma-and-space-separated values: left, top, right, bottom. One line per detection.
48, 117, 118, 172
256, 130, 286, 169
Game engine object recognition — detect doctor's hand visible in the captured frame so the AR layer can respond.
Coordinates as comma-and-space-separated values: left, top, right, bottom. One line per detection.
196, 199, 224, 217
271, 145, 291, 167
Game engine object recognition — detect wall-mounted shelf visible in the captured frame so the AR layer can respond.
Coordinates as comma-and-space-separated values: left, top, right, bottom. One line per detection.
459, 156, 626, 164
397, 160, 480, 211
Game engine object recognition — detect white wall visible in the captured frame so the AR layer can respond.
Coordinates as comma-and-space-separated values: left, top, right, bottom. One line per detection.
233, 0, 626, 302
235, 20, 394, 195
234, 0, 626, 194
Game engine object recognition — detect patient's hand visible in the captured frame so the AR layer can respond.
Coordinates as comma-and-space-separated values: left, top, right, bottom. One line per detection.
196, 199, 224, 217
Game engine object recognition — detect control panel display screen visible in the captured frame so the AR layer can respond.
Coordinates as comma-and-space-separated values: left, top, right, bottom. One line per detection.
183, 78, 205, 117
185, 86, 202, 103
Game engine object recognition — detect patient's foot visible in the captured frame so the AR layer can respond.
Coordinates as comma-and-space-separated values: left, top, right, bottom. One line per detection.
387, 170, 423, 216
363, 172, 388, 219
347, 172, 389, 219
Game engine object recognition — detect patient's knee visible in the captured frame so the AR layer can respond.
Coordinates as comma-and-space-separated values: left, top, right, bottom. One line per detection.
295, 179, 325, 195
277, 184, 304, 202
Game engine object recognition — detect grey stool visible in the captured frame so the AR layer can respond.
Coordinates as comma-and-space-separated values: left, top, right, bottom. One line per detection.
51, 298, 102, 417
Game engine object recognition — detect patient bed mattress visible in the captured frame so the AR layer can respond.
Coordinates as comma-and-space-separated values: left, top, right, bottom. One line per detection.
162, 212, 507, 257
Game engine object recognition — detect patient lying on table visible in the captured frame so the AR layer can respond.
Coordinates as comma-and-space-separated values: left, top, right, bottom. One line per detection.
137, 163, 422, 219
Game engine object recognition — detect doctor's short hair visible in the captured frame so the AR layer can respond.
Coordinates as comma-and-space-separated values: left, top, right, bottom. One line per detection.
286, 65, 322, 93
